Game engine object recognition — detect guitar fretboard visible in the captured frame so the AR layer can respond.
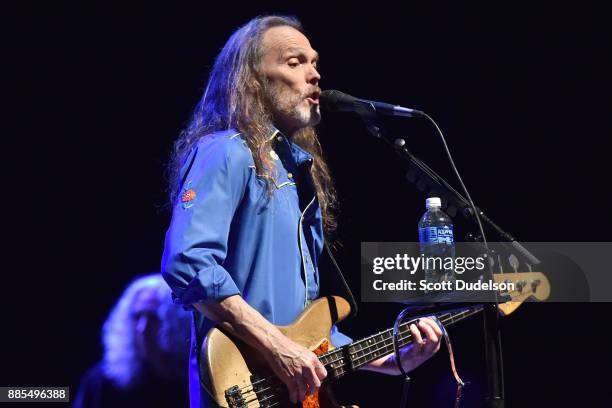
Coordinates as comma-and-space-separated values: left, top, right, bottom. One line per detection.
319, 306, 482, 380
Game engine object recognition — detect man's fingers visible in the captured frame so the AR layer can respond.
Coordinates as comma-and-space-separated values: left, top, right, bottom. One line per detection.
295, 377, 307, 402
286, 379, 298, 404
419, 318, 443, 353
305, 356, 327, 395
425, 317, 443, 338
410, 323, 424, 345
310, 367, 322, 388
314, 359, 327, 382
304, 366, 321, 395
417, 319, 439, 345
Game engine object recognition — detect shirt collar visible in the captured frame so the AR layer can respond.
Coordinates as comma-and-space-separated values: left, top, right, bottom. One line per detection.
269, 127, 314, 166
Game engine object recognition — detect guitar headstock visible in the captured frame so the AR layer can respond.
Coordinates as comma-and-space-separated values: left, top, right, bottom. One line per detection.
494, 272, 550, 315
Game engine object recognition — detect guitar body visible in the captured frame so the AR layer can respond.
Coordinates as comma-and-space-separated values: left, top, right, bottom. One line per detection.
202, 296, 352, 408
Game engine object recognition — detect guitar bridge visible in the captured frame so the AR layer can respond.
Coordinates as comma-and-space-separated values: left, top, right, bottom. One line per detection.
225, 385, 246, 408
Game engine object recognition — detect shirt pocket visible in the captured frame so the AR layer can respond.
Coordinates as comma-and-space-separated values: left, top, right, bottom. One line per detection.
271, 171, 299, 213
272, 170, 296, 190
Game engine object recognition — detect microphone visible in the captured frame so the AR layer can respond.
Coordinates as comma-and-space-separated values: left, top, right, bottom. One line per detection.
320, 90, 424, 118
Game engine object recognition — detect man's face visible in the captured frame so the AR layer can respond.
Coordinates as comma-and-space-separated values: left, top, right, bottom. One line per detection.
132, 288, 162, 362
259, 25, 321, 135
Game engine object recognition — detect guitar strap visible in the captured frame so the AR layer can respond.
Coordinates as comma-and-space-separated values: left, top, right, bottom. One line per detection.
392, 313, 467, 408
320, 243, 358, 319
432, 316, 467, 408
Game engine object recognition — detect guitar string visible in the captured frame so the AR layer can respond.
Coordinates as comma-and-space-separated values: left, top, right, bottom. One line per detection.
334, 309, 479, 373
234, 309, 475, 395
230, 333, 414, 400
348, 310, 480, 369
232, 324, 414, 392
321, 330, 414, 370
236, 310, 479, 405
232, 321, 416, 395
331, 309, 465, 361
304, 310, 472, 383
243, 375, 351, 408
311, 310, 456, 367
329, 310, 481, 378
342, 310, 476, 367
230, 310, 480, 407
244, 381, 318, 408
300, 309, 479, 376
349, 335, 415, 370
324, 311, 479, 379
231, 308, 479, 400
243, 398, 280, 408
312, 311, 461, 366
243, 391, 280, 407
238, 383, 286, 408
320, 326, 413, 367
228, 297, 525, 403
240, 373, 339, 405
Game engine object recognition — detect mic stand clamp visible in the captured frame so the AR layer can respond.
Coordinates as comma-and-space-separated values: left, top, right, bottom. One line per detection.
356, 104, 384, 140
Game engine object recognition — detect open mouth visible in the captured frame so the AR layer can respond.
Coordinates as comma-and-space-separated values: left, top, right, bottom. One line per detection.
306, 90, 321, 105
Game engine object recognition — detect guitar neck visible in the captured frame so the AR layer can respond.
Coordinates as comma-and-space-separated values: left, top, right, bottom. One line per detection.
319, 306, 482, 380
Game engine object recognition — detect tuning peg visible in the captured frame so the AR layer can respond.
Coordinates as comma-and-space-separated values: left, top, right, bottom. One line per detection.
501, 280, 512, 296
508, 254, 519, 273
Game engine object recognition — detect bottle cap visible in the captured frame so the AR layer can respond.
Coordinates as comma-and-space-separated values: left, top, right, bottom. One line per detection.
426, 197, 442, 209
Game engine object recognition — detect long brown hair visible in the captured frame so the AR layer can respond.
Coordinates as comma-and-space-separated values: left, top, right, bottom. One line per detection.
168, 15, 338, 234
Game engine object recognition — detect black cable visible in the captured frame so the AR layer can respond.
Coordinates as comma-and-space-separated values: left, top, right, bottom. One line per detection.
420, 112, 489, 250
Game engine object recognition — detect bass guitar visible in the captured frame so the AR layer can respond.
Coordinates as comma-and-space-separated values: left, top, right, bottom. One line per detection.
203, 272, 548, 407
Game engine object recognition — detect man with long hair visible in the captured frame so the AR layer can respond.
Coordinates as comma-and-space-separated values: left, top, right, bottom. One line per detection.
162, 15, 442, 407
74, 274, 190, 408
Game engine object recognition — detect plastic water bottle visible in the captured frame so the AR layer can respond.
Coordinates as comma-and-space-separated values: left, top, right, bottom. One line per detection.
418, 197, 455, 288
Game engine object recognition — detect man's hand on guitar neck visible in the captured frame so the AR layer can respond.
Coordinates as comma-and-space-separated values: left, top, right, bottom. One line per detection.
362, 317, 443, 375
195, 295, 326, 405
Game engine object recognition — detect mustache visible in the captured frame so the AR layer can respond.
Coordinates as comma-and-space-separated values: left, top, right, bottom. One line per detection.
302, 86, 321, 99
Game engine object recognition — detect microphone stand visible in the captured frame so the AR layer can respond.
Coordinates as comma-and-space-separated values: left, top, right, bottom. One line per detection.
353, 107, 530, 408
356, 107, 540, 267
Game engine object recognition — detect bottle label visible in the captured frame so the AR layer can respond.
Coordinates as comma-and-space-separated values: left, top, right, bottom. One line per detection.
419, 225, 454, 244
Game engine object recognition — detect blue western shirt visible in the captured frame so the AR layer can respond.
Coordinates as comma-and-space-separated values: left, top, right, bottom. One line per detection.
161, 128, 351, 407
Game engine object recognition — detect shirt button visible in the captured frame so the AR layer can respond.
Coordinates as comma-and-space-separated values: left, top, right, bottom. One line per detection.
277, 136, 283, 142
287, 172, 293, 179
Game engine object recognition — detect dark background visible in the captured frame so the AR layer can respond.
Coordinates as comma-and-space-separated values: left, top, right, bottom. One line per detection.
4, 1, 612, 407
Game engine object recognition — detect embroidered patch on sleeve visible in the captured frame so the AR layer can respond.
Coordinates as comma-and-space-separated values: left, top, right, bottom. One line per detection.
180, 181, 197, 209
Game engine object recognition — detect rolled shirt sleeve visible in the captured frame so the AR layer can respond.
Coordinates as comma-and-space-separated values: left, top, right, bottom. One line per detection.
161, 133, 253, 307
